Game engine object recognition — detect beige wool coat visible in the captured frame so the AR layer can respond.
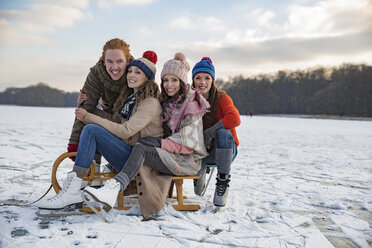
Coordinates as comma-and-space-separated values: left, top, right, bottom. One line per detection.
136, 165, 172, 216
82, 97, 173, 216
83, 97, 163, 145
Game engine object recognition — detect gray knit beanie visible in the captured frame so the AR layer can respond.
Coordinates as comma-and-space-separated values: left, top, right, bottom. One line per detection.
160, 53, 190, 84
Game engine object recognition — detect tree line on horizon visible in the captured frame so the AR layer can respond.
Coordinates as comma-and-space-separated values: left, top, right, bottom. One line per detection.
0, 83, 78, 107
221, 63, 372, 116
0, 63, 371, 116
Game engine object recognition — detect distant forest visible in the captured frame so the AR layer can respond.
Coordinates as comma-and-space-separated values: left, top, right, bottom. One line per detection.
0, 63, 371, 116
0, 83, 78, 107
219, 63, 372, 116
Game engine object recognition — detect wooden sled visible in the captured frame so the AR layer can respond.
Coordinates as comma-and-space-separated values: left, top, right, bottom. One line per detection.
51, 152, 200, 212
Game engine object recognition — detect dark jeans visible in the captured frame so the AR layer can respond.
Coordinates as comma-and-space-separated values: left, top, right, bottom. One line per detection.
202, 128, 236, 174
75, 124, 132, 171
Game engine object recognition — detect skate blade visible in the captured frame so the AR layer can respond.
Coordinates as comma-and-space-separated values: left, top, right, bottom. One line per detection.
211, 206, 223, 213
81, 192, 109, 223
37, 202, 82, 211
82, 190, 112, 212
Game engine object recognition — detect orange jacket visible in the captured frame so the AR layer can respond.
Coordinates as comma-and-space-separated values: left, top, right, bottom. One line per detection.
216, 94, 241, 146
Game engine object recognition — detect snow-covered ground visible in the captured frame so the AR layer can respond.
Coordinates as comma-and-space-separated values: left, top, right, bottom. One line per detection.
0, 105, 371, 248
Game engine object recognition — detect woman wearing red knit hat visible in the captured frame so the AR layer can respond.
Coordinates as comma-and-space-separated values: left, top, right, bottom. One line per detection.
192, 57, 241, 208
37, 51, 163, 211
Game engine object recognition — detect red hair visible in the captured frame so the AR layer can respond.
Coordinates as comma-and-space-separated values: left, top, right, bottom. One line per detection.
100, 38, 132, 62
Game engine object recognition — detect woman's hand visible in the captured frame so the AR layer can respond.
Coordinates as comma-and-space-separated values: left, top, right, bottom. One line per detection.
77, 89, 88, 105
75, 108, 87, 121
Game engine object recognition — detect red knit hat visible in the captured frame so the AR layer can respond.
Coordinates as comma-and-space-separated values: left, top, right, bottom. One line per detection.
128, 50, 157, 79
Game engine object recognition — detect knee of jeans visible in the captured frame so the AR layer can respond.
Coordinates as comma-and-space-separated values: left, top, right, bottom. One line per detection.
81, 124, 95, 135
133, 143, 146, 154
81, 124, 103, 139
215, 128, 234, 148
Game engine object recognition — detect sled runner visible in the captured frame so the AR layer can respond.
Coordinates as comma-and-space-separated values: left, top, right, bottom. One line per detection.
50, 152, 202, 213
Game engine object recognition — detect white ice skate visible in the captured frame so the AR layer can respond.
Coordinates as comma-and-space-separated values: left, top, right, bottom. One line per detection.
83, 179, 120, 212
37, 172, 83, 210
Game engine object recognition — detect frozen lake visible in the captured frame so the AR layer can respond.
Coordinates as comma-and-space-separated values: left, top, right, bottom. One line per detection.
0, 105, 371, 247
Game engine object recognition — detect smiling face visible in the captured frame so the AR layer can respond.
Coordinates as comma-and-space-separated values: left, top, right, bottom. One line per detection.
104, 49, 128, 81
193, 72, 213, 98
162, 74, 181, 97
127, 65, 147, 91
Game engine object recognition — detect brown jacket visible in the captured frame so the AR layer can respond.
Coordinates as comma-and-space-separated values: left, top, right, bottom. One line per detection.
83, 97, 163, 145
69, 61, 127, 145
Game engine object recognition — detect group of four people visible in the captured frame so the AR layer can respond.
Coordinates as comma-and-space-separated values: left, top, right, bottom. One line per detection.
37, 38, 241, 215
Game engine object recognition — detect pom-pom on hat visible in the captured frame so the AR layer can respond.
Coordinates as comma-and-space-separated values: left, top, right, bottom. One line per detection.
192, 57, 215, 81
161, 53, 190, 84
128, 51, 157, 80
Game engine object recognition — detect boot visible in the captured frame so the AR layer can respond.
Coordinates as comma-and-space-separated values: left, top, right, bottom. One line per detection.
83, 179, 120, 212
193, 166, 207, 196
213, 148, 233, 207
213, 173, 231, 207
37, 172, 83, 210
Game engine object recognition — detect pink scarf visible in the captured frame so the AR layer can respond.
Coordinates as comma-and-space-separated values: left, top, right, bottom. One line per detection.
162, 85, 210, 134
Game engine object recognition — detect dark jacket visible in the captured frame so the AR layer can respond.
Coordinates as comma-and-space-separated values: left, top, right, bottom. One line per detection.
68, 61, 127, 145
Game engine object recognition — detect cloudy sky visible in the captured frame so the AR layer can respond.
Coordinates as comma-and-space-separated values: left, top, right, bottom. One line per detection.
0, 0, 371, 92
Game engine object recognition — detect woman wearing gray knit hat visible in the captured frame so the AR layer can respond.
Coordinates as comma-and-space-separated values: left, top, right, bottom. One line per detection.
38, 51, 164, 211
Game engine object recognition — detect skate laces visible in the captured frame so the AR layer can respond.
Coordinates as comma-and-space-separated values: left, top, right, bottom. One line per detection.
47, 175, 72, 202
103, 179, 119, 189
215, 177, 230, 196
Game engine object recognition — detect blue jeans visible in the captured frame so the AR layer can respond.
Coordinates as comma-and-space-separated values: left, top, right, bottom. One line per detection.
202, 128, 237, 174
75, 124, 132, 171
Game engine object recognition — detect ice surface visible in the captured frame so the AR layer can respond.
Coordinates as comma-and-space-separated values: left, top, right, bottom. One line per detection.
0, 105, 371, 247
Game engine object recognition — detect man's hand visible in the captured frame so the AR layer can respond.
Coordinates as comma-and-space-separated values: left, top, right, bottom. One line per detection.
77, 89, 88, 105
